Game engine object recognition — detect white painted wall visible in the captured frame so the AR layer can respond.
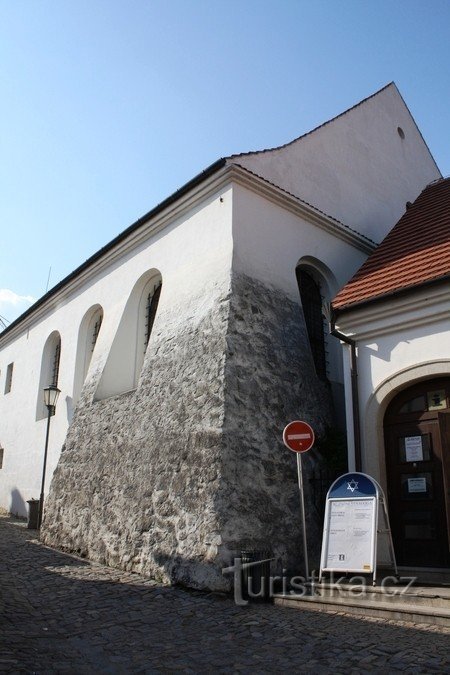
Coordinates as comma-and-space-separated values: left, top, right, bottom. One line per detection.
232, 183, 368, 302
0, 171, 371, 518
0, 184, 233, 516
233, 84, 441, 242
232, 181, 371, 421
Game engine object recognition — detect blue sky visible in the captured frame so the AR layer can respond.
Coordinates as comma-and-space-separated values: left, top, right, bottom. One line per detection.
1, 0, 449, 324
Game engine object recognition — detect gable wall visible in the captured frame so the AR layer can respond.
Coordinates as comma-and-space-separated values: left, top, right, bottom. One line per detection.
234, 85, 441, 241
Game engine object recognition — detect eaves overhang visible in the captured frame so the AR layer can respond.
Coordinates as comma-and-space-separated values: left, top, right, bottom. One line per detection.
0, 158, 227, 344
1, 160, 375, 346
334, 276, 450, 341
226, 163, 376, 254
333, 273, 450, 317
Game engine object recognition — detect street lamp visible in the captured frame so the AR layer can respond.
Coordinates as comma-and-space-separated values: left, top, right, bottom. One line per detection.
38, 384, 61, 529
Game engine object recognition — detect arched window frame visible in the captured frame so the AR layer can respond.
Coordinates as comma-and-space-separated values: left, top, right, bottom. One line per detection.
135, 278, 162, 383
73, 305, 104, 406
36, 331, 62, 420
296, 267, 328, 381
95, 270, 162, 401
51, 338, 61, 387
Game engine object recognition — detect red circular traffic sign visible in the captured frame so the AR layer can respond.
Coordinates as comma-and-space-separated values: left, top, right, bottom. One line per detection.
283, 420, 315, 453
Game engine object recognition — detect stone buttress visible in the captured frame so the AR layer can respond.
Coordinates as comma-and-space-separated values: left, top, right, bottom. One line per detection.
42, 274, 335, 590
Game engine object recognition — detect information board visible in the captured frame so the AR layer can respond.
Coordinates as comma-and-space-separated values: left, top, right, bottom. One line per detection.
321, 497, 376, 572
319, 472, 398, 583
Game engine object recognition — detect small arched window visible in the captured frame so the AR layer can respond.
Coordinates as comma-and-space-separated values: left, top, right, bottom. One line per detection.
135, 278, 162, 379
296, 268, 327, 381
90, 310, 103, 353
36, 331, 62, 419
51, 337, 61, 386
73, 306, 104, 405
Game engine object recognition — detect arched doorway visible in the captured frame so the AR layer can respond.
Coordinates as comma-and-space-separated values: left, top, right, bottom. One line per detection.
384, 379, 450, 567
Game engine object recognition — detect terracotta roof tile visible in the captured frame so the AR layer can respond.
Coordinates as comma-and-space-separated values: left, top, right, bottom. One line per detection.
333, 177, 450, 311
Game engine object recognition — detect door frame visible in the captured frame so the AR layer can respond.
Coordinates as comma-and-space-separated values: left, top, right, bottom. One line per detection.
362, 361, 450, 491
383, 378, 450, 567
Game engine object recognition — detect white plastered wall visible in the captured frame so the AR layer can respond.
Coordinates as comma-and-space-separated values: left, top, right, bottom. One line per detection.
231, 181, 371, 422
232, 183, 368, 302
0, 184, 233, 516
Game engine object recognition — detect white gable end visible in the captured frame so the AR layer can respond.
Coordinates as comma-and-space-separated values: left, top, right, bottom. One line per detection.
230, 83, 440, 242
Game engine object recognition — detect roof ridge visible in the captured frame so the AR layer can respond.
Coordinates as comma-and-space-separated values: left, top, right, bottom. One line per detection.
227, 82, 395, 160
426, 175, 450, 186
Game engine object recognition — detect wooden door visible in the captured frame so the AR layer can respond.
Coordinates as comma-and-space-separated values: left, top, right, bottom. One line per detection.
439, 412, 450, 551
384, 380, 450, 568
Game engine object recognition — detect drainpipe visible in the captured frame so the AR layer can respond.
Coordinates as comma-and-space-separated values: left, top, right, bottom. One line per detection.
329, 311, 362, 473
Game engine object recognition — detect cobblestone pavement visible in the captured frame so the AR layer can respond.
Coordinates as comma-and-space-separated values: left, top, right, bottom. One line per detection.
1, 516, 449, 674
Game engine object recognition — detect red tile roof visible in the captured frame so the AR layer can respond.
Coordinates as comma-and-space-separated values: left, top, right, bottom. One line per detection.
333, 177, 450, 311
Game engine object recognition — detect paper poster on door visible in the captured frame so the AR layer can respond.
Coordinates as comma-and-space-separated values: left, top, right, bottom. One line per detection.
404, 436, 423, 463
408, 477, 427, 493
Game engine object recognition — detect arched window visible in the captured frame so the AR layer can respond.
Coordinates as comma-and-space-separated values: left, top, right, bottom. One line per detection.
73, 305, 104, 405
90, 310, 103, 352
296, 268, 328, 381
95, 270, 162, 401
135, 278, 162, 380
51, 337, 61, 386
36, 331, 62, 419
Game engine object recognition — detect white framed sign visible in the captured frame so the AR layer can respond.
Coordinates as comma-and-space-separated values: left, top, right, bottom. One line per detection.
319, 472, 397, 583
322, 497, 377, 572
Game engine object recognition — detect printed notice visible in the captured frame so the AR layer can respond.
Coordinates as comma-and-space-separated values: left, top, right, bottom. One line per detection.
408, 477, 427, 493
323, 498, 375, 572
404, 436, 423, 463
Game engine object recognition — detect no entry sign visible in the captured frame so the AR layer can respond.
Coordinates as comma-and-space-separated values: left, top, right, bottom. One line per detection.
282, 420, 315, 578
282, 420, 315, 453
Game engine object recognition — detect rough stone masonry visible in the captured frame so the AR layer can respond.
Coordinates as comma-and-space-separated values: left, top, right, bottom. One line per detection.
42, 272, 335, 590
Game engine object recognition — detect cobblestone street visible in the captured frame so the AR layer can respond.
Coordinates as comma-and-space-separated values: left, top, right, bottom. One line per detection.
1, 515, 449, 674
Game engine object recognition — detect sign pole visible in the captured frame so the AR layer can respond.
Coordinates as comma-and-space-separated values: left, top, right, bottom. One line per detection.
283, 420, 315, 582
296, 452, 309, 579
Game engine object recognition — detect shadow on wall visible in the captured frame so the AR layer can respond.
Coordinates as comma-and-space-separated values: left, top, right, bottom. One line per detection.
9, 487, 28, 518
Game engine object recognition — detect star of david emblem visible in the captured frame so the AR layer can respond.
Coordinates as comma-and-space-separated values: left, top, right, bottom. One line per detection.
347, 479, 358, 493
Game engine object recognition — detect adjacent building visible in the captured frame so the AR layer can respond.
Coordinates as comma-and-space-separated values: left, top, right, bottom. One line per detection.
333, 176, 450, 569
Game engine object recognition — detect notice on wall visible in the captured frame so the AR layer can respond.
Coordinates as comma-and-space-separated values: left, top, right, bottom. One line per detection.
408, 477, 427, 493
322, 498, 376, 572
404, 436, 423, 463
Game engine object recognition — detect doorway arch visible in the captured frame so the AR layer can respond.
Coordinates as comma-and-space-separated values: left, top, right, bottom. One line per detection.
383, 378, 450, 567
